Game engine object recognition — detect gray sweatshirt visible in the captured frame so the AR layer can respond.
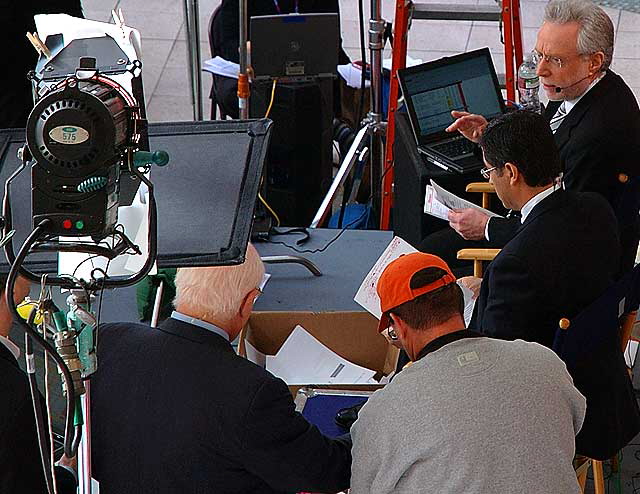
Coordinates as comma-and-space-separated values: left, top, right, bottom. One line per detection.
351, 337, 586, 493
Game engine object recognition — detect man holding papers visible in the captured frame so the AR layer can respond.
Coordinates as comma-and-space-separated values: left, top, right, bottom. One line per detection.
90, 244, 351, 493
350, 252, 586, 493
422, 0, 640, 274
470, 111, 619, 348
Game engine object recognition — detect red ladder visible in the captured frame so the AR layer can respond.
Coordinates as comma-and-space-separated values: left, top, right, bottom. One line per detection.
380, 0, 523, 229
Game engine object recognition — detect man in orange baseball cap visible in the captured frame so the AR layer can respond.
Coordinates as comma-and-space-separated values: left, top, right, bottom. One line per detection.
349, 252, 586, 493
376, 252, 467, 362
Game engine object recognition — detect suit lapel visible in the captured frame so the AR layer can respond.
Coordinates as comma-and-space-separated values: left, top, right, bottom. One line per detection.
512, 189, 567, 239
552, 71, 614, 152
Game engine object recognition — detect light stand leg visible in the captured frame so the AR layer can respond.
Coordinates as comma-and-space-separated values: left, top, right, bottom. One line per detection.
310, 126, 369, 228
182, 0, 203, 120
78, 382, 92, 494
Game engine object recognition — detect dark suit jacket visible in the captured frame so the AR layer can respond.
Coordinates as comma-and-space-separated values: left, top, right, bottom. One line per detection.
91, 318, 352, 494
489, 70, 640, 271
0, 342, 48, 493
0, 340, 76, 494
471, 189, 620, 348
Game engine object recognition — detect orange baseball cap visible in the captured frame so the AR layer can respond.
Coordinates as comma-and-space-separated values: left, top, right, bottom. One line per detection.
376, 252, 456, 332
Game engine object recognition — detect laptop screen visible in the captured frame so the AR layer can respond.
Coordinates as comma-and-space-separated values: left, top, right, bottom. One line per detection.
251, 13, 339, 80
399, 48, 504, 142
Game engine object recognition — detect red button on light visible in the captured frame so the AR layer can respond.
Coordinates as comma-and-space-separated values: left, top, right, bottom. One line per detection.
62, 219, 72, 229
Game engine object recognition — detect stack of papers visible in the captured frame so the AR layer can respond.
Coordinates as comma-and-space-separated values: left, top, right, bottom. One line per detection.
261, 326, 377, 385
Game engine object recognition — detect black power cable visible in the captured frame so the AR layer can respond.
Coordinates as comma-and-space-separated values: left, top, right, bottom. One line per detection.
6, 221, 77, 458
25, 313, 56, 494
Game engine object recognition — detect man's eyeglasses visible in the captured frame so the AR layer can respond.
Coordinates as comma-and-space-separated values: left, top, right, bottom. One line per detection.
480, 166, 497, 180
531, 49, 565, 69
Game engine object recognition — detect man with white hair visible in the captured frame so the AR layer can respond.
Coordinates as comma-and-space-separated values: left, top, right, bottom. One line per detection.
90, 244, 352, 493
421, 0, 640, 274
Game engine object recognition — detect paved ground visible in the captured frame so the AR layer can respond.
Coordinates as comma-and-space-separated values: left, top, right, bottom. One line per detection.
80, 0, 640, 122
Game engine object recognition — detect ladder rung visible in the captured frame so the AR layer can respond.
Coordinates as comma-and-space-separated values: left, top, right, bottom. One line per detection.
413, 3, 502, 21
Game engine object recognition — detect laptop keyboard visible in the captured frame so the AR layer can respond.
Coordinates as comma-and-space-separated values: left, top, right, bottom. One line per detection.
431, 138, 475, 158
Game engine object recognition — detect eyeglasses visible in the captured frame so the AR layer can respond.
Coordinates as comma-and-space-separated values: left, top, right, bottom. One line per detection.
531, 49, 565, 69
480, 166, 497, 180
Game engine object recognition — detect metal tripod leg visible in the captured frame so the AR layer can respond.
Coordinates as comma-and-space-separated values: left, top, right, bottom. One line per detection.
310, 125, 370, 228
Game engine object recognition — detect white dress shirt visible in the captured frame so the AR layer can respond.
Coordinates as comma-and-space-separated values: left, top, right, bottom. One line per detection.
519, 184, 558, 223
170, 311, 230, 341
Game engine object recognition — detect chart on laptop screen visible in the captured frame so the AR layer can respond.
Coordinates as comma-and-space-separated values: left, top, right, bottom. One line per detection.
402, 52, 503, 139
412, 82, 469, 134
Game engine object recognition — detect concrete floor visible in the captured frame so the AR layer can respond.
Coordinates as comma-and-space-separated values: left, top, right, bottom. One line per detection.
79, 0, 640, 123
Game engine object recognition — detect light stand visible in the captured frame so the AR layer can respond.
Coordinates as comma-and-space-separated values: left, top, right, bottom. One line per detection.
182, 0, 204, 120
310, 0, 387, 228
238, 0, 250, 119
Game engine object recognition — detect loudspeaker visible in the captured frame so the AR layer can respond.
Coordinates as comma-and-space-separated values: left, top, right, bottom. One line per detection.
392, 112, 486, 246
251, 79, 333, 226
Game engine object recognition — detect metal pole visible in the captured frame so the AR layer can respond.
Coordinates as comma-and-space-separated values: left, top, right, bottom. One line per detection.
78, 382, 92, 494
182, 0, 203, 120
369, 0, 384, 121
238, 0, 250, 118
368, 0, 386, 221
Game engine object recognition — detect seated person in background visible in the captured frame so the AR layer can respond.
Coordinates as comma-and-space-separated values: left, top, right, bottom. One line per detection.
91, 244, 351, 493
210, 0, 350, 118
470, 110, 620, 348
421, 0, 640, 274
350, 252, 586, 494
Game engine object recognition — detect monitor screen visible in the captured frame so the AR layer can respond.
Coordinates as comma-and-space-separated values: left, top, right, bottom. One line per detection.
402, 52, 504, 137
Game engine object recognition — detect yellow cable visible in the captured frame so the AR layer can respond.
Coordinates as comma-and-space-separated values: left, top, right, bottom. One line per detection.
258, 190, 281, 226
264, 78, 278, 119
258, 80, 281, 226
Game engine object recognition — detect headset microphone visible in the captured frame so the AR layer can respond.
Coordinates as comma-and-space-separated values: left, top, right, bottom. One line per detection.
554, 74, 592, 93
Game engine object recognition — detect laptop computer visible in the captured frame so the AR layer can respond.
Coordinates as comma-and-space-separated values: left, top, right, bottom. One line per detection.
250, 13, 339, 81
398, 48, 505, 173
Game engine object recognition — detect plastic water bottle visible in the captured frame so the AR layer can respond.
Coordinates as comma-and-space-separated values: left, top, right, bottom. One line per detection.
517, 52, 540, 113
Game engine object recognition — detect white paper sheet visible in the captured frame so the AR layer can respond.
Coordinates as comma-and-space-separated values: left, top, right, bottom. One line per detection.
354, 236, 417, 319
424, 184, 451, 220
337, 56, 423, 89
266, 326, 376, 385
202, 56, 240, 79
430, 180, 502, 218
244, 338, 267, 368
457, 281, 476, 326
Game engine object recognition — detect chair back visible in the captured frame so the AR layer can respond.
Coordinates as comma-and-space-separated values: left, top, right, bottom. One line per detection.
552, 263, 640, 460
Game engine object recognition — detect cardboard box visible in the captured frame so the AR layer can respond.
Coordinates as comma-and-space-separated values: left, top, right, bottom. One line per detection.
239, 311, 398, 396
